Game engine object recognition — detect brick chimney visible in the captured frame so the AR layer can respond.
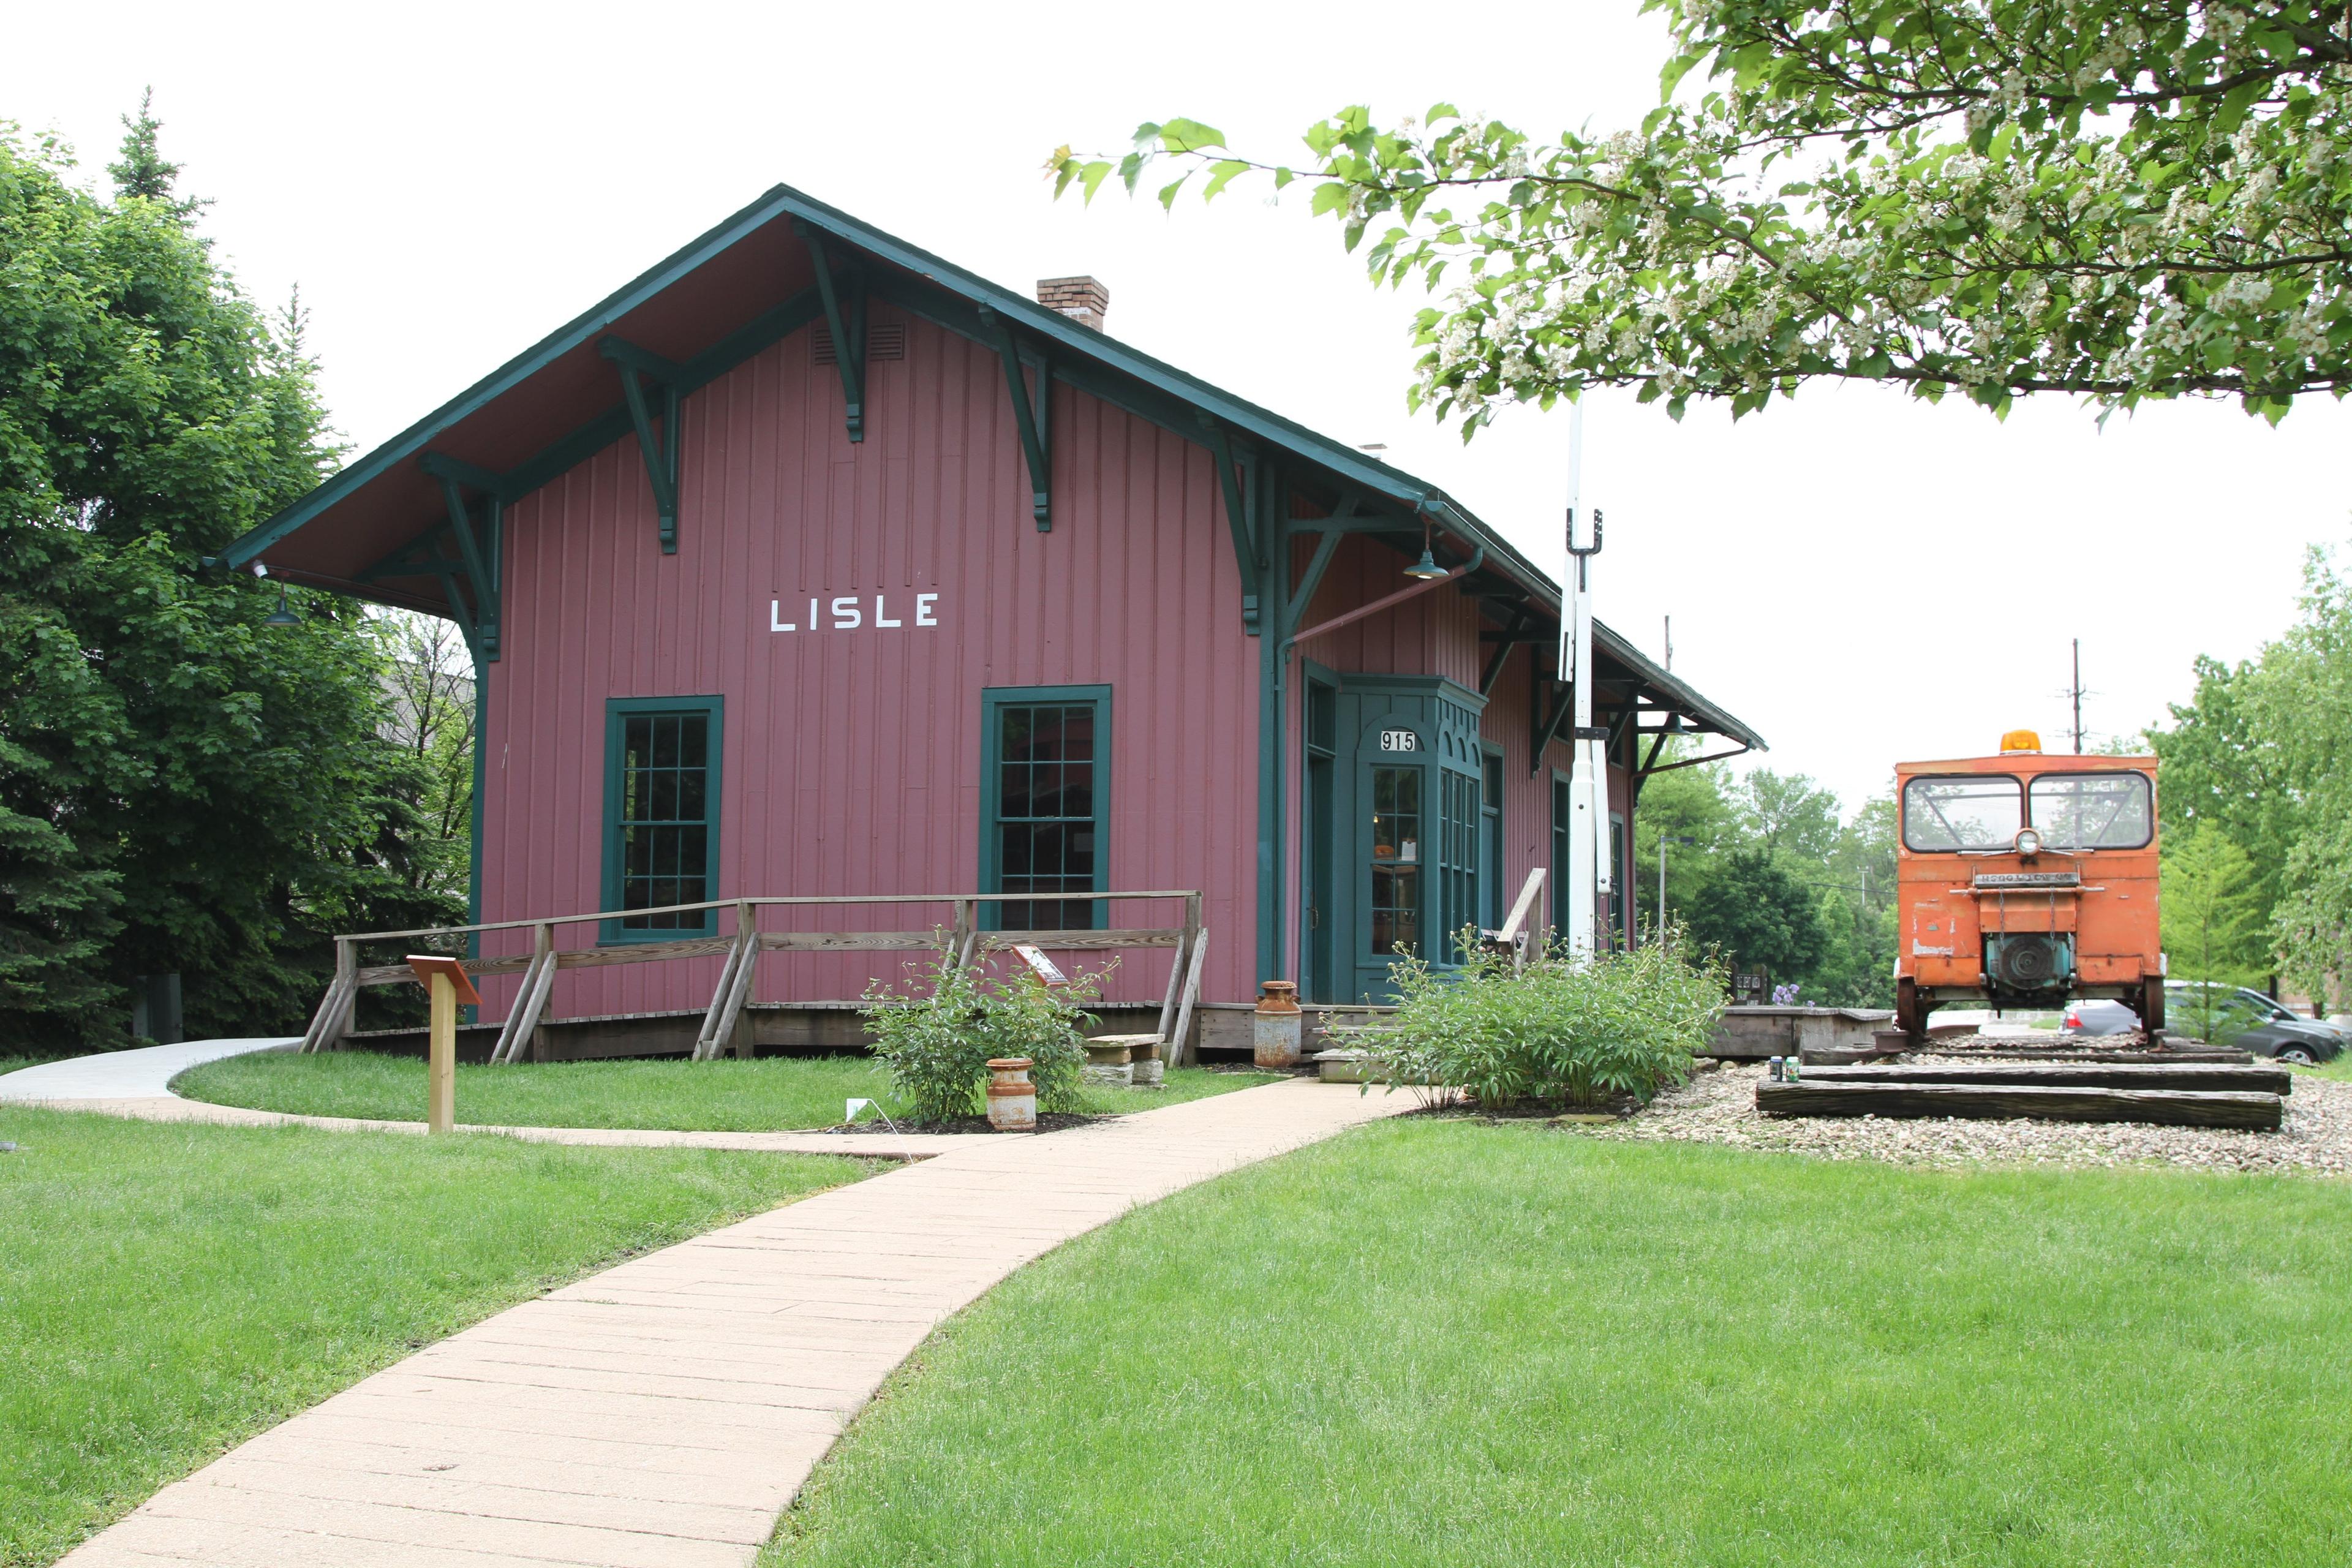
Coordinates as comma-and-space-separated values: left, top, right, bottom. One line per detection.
1036, 276, 1109, 332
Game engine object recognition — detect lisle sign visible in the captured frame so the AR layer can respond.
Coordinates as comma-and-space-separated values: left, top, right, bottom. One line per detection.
771, 592, 940, 631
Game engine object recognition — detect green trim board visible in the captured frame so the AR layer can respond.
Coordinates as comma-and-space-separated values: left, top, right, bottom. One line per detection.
978, 685, 1112, 933
599, 696, 725, 944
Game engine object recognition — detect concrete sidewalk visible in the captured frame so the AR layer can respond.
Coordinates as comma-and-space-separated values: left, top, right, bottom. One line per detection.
55, 1076, 1409, 1566
0, 1039, 957, 1158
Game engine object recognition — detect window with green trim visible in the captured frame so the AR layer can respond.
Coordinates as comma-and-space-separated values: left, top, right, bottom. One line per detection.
1480, 748, 1504, 929
1438, 768, 1480, 960
601, 698, 722, 941
1369, 765, 1422, 958
981, 687, 1109, 930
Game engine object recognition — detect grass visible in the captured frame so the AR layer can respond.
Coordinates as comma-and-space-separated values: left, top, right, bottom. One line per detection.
172, 1050, 1281, 1131
0, 1107, 866, 1568
769, 1120, 2352, 1568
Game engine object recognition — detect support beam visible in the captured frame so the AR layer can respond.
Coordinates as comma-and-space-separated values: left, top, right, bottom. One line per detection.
601, 337, 682, 554
796, 224, 865, 443
1480, 608, 1534, 696
1531, 678, 1575, 774
435, 477, 500, 660
1201, 417, 1261, 633
977, 304, 1052, 530
1285, 528, 1344, 626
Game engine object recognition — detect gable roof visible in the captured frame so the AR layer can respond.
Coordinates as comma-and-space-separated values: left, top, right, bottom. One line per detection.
222, 183, 1760, 750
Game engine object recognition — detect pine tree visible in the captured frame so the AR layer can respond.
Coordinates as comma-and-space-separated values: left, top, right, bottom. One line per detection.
105, 88, 206, 221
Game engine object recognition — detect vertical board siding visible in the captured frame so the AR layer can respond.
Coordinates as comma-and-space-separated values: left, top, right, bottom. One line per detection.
477, 308, 1258, 1020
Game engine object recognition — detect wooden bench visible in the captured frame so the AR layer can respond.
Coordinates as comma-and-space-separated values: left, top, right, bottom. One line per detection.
1084, 1034, 1164, 1088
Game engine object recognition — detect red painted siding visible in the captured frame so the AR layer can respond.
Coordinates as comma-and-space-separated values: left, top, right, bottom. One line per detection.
473, 306, 1259, 1018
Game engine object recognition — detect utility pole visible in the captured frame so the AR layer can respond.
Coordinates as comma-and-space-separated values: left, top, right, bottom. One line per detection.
1658, 834, 1696, 932
1561, 402, 1607, 956
2070, 638, 2084, 754
1664, 614, 1672, 673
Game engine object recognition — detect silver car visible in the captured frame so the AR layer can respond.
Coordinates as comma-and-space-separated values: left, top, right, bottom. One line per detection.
2065, 984, 2347, 1065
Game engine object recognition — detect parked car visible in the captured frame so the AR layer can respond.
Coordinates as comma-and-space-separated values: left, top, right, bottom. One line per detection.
2064, 984, 2348, 1065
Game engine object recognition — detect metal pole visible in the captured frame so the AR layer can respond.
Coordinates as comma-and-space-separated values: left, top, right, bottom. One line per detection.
1659, 834, 1667, 933
1560, 403, 1607, 956
2071, 638, 2083, 754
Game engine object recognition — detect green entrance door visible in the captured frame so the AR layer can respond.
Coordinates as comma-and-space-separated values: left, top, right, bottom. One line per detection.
1314, 675, 1487, 1003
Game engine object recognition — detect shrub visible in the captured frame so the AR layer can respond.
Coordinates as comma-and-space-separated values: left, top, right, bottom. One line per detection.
861, 944, 1109, 1121
863, 946, 992, 1121
978, 966, 1105, 1115
1371, 925, 1727, 1110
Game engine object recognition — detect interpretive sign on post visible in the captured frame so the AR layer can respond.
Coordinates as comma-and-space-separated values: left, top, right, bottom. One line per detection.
405, 955, 480, 1134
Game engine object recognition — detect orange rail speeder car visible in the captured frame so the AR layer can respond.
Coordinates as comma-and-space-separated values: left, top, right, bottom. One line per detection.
1894, 733, 2162, 1042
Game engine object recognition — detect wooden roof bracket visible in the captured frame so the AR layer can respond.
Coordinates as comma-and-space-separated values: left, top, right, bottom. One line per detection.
1200, 417, 1262, 633
977, 304, 1052, 530
597, 336, 682, 554
1480, 605, 1536, 696
794, 223, 866, 445
415, 452, 503, 662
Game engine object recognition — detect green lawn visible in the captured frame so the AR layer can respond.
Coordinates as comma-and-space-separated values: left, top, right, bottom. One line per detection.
172, 1050, 1281, 1131
0, 1107, 865, 1568
769, 1120, 2351, 1567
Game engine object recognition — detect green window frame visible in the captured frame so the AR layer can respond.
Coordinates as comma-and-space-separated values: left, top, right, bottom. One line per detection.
600, 696, 723, 943
1480, 745, 1505, 930
1438, 767, 1481, 961
980, 685, 1111, 931
1368, 763, 1424, 960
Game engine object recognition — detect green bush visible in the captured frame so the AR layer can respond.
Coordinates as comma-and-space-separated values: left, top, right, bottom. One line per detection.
1371, 926, 1726, 1110
861, 946, 1107, 1120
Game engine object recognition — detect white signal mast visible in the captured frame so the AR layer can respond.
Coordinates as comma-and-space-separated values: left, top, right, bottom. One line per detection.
1559, 402, 1609, 956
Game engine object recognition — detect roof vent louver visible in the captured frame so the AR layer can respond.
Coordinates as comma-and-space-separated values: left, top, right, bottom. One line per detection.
814, 323, 905, 365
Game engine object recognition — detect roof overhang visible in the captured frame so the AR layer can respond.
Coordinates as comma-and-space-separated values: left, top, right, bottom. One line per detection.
222, 182, 1762, 752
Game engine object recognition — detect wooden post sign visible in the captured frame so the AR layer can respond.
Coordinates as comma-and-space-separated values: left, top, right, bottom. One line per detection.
405, 955, 480, 1134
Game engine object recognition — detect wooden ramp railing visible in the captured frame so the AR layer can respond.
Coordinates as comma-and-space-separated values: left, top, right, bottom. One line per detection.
301, 892, 1207, 1065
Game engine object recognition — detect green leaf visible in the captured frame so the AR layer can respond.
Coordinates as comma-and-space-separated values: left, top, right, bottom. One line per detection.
1157, 118, 1228, 154
1201, 160, 1250, 202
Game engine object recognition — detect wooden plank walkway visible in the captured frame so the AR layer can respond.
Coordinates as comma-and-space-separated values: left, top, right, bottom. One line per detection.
57, 1077, 1409, 1567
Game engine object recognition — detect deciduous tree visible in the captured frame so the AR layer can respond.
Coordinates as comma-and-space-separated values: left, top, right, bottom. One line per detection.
0, 114, 456, 1046
1057, 1, 2351, 427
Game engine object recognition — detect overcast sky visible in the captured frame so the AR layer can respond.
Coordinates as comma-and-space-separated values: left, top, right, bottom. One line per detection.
10, 0, 2345, 811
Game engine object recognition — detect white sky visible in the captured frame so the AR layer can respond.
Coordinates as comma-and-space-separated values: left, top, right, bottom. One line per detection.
9, 0, 2345, 810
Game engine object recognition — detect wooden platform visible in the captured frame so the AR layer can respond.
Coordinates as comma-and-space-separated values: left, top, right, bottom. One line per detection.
1757, 1079, 2283, 1130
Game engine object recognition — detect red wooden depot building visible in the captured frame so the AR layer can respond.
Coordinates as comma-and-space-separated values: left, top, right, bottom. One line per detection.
225, 186, 1760, 1050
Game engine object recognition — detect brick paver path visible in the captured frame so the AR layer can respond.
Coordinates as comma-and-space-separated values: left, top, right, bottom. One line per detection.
55, 1077, 1409, 1566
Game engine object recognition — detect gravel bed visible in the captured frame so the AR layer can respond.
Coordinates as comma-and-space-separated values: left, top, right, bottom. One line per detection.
1577, 1058, 2352, 1175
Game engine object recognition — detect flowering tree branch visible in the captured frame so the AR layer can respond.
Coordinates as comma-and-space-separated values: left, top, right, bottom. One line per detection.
1049, 0, 2352, 430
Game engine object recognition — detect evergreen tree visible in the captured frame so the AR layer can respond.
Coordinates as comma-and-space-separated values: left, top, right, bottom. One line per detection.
105, 88, 206, 222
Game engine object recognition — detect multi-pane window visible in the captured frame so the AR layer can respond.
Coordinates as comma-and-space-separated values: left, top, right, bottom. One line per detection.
1369, 766, 1421, 957
1439, 769, 1480, 960
987, 693, 1106, 930
603, 699, 722, 940
1480, 751, 1504, 929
